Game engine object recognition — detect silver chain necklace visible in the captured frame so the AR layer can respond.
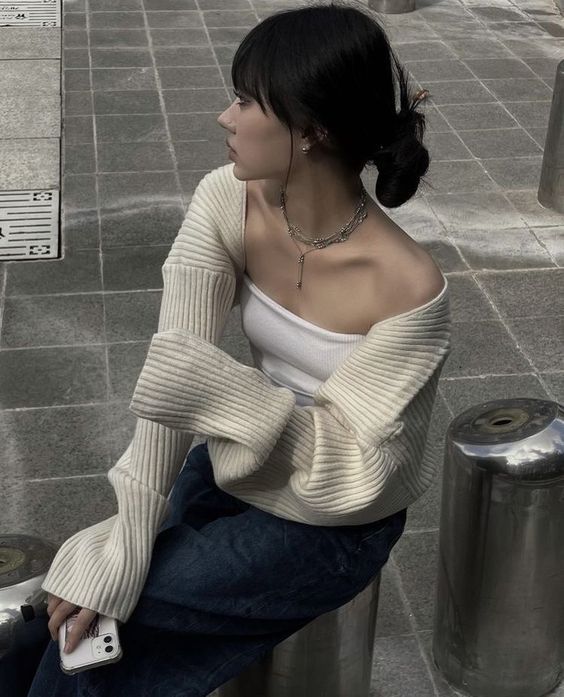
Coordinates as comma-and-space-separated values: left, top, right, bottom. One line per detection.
279, 185, 368, 290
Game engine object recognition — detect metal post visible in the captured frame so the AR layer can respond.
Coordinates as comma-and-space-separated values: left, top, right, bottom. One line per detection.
538, 59, 564, 213
432, 398, 564, 697
0, 535, 55, 660
0, 536, 55, 695
216, 573, 381, 697
367, 0, 416, 14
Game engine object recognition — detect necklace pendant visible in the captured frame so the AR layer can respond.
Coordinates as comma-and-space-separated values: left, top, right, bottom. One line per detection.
297, 281, 302, 289
298, 254, 304, 264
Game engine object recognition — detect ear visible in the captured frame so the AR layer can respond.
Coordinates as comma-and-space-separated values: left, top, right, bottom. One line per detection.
301, 126, 329, 148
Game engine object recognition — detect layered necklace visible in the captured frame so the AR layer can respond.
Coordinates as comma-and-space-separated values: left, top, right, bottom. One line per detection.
279, 185, 368, 290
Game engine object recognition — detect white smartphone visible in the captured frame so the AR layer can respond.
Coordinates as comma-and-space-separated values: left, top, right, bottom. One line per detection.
58, 607, 123, 675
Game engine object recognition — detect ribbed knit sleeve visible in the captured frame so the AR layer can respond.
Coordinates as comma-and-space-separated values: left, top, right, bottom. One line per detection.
39, 160, 452, 625
130, 286, 451, 526
40, 169, 239, 623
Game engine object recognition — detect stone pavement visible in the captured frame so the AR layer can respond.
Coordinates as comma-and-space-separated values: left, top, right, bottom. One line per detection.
0, 0, 563, 695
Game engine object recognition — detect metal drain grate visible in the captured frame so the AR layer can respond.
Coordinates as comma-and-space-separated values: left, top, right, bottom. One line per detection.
0, 189, 60, 260
0, 0, 60, 27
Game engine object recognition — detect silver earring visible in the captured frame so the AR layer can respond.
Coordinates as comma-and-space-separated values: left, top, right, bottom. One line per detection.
301, 146, 309, 153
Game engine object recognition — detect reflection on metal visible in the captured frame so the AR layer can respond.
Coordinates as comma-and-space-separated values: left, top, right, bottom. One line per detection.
538, 59, 564, 214
433, 398, 564, 697
217, 574, 381, 697
0, 189, 60, 261
0, 0, 59, 27
0, 534, 57, 660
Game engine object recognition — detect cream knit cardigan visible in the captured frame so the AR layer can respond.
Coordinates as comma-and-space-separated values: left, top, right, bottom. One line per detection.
41, 163, 452, 623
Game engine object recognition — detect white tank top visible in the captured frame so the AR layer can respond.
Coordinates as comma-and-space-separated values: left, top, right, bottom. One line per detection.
240, 273, 366, 407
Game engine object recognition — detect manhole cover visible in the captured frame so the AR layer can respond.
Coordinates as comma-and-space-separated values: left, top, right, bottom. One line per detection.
0, 189, 60, 260
0, 0, 60, 27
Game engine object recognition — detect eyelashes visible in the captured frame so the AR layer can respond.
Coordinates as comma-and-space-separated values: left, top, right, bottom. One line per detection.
232, 89, 250, 105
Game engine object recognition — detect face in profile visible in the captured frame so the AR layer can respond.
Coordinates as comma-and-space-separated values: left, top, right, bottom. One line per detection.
217, 91, 307, 183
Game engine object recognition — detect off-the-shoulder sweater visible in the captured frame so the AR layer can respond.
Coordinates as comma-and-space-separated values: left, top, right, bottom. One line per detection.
41, 163, 452, 623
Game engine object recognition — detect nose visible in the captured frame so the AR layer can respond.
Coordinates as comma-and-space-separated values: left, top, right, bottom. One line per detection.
217, 101, 236, 130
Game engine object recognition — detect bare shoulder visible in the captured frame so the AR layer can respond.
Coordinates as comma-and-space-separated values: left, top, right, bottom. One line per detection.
362, 210, 446, 323
407, 247, 446, 306
379, 254, 445, 324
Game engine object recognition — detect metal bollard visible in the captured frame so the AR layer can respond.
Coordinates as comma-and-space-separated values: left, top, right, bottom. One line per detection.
538, 59, 564, 213
368, 0, 416, 14
216, 572, 381, 697
0, 535, 55, 696
0, 535, 55, 659
432, 398, 564, 697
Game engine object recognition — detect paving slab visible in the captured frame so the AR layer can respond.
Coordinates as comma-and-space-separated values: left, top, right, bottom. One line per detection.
0, 139, 60, 189
0, 27, 60, 58
0, 93, 60, 139
1, 1, 564, 695
0, 20, 61, 262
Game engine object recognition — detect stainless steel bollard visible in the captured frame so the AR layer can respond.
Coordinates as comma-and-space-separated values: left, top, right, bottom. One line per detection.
538, 59, 564, 213
0, 535, 55, 660
368, 0, 416, 14
216, 572, 381, 697
432, 398, 564, 697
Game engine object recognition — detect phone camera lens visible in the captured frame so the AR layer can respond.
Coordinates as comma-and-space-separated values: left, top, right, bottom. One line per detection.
105, 646, 113, 653
104, 636, 112, 643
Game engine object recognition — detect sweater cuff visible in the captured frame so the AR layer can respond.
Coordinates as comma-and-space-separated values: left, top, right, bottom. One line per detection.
129, 329, 296, 464
40, 472, 170, 623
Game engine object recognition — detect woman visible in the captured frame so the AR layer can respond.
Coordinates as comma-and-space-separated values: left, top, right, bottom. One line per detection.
27, 2, 451, 695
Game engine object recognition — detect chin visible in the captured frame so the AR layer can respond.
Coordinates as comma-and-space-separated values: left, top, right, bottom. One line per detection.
230, 165, 247, 181
229, 164, 255, 182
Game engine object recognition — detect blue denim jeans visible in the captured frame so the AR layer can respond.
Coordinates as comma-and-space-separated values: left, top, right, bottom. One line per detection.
25, 441, 407, 697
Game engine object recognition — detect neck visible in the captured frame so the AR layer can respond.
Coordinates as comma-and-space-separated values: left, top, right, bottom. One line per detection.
259, 164, 366, 242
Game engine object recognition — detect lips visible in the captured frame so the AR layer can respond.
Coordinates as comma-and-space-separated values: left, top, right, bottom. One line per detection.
226, 140, 236, 153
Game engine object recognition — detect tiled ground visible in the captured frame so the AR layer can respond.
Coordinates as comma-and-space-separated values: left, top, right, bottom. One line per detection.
0, 29, 61, 190
1, 0, 563, 695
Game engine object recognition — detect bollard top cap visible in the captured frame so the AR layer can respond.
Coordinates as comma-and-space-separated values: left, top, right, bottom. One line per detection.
447, 398, 564, 481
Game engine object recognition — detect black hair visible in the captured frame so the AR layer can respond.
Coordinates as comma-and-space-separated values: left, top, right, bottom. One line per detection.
231, 0, 430, 208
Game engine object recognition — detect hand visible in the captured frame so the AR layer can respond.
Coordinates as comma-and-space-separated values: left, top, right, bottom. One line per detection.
46, 593, 98, 654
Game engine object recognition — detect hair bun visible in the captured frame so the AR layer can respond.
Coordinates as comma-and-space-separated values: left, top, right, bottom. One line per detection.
374, 92, 430, 208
